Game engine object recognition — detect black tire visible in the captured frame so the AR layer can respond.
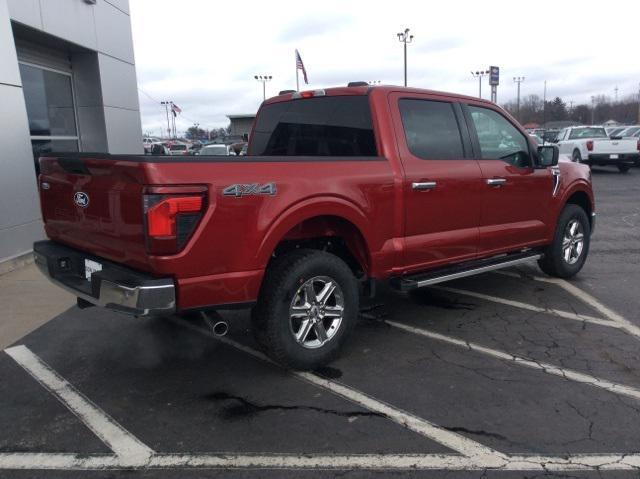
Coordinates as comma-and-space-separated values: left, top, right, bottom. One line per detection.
618, 164, 630, 174
252, 249, 358, 370
538, 204, 590, 278
572, 149, 582, 163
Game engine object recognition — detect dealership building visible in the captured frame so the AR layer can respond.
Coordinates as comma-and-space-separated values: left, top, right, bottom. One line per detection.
0, 0, 142, 271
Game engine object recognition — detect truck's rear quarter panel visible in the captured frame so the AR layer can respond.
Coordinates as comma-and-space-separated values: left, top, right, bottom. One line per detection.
39, 156, 396, 310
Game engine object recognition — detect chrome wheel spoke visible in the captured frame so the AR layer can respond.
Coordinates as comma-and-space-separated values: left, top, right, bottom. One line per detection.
323, 305, 344, 318
304, 283, 316, 304
564, 246, 572, 262
296, 319, 313, 342
313, 322, 329, 344
316, 281, 336, 306
290, 303, 311, 318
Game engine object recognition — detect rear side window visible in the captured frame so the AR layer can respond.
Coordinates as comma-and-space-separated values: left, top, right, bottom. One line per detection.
251, 96, 377, 156
399, 99, 464, 160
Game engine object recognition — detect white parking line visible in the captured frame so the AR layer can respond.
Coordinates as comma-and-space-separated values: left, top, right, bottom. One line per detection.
432, 285, 620, 329
0, 451, 639, 471
172, 319, 502, 461
4, 345, 154, 466
387, 321, 640, 402
494, 270, 640, 340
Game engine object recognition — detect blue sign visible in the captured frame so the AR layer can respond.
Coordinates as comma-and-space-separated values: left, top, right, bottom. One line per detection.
489, 66, 499, 86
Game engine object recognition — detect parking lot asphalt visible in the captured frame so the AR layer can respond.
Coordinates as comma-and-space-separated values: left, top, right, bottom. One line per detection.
1, 167, 640, 478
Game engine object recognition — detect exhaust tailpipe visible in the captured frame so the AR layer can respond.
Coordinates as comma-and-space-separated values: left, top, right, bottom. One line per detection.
200, 312, 229, 337
212, 321, 229, 337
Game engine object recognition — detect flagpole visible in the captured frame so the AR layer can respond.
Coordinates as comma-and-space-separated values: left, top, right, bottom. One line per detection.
295, 51, 299, 91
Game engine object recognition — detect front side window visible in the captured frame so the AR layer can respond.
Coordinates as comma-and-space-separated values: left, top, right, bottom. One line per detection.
398, 99, 464, 160
251, 96, 377, 156
468, 106, 530, 167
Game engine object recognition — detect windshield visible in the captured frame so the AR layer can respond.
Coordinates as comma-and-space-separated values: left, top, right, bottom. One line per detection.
201, 145, 228, 155
170, 144, 187, 151
568, 127, 607, 139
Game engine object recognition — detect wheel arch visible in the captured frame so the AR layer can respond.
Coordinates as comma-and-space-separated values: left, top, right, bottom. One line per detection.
256, 197, 373, 277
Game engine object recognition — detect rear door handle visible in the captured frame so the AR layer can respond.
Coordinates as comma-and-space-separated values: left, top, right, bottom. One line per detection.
486, 178, 507, 187
412, 181, 437, 191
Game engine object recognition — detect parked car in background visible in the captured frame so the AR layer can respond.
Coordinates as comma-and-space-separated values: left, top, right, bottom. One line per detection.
618, 126, 640, 138
168, 143, 190, 156
197, 144, 235, 156
555, 126, 640, 173
143, 138, 155, 154
150, 143, 170, 155
543, 129, 560, 143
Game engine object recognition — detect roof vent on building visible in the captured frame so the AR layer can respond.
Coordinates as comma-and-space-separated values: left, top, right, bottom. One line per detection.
347, 81, 369, 87
279, 90, 296, 95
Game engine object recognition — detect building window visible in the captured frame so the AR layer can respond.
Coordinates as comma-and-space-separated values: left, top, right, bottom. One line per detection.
18, 62, 79, 170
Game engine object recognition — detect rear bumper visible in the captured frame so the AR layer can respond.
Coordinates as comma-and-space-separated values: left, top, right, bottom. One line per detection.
586, 153, 640, 165
33, 240, 175, 317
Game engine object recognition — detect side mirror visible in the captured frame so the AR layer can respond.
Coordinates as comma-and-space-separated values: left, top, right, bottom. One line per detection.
538, 145, 559, 167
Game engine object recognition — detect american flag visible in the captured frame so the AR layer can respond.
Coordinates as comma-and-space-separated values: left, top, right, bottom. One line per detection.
171, 103, 182, 115
295, 49, 308, 84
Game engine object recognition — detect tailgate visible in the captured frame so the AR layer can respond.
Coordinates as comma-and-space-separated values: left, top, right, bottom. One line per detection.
592, 139, 637, 154
38, 155, 151, 271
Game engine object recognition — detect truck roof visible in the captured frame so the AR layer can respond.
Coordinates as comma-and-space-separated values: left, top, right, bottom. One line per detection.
264, 85, 493, 106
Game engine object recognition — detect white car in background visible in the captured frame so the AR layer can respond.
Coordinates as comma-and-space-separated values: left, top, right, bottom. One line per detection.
617, 126, 640, 138
168, 143, 190, 156
555, 126, 640, 173
197, 144, 235, 156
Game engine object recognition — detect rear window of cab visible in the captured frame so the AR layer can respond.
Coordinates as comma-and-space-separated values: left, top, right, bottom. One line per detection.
251, 96, 377, 157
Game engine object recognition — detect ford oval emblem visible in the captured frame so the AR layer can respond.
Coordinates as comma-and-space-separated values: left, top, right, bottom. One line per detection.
74, 191, 89, 208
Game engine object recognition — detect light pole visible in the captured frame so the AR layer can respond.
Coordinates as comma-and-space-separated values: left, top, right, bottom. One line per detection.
397, 28, 413, 87
254, 75, 272, 101
591, 96, 596, 124
192, 122, 199, 141
513, 76, 525, 121
160, 101, 171, 139
368, 80, 381, 85
471, 70, 489, 99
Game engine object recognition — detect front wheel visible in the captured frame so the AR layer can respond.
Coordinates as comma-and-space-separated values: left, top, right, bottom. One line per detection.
253, 249, 358, 370
538, 204, 591, 278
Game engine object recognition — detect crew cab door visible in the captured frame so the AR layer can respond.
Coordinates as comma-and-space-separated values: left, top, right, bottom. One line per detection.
389, 93, 483, 272
463, 103, 552, 255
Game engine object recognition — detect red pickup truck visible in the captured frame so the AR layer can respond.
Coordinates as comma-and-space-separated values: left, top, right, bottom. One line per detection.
34, 85, 595, 369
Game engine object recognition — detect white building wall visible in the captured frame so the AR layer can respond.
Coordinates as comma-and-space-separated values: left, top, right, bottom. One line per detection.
0, 0, 142, 266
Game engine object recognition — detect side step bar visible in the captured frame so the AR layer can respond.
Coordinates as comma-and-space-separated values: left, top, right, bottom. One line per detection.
390, 251, 543, 292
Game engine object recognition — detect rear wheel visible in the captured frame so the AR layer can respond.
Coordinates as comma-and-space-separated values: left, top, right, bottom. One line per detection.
572, 149, 582, 163
252, 249, 358, 370
538, 204, 590, 278
618, 164, 630, 174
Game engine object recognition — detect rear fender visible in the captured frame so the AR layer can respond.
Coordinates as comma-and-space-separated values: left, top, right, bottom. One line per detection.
256, 197, 373, 273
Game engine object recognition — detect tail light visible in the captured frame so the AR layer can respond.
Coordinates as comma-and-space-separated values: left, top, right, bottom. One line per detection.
586, 140, 594, 151
143, 185, 207, 255
637, 139, 640, 152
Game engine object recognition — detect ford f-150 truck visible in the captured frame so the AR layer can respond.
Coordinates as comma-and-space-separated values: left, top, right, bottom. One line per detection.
555, 125, 640, 173
34, 85, 595, 369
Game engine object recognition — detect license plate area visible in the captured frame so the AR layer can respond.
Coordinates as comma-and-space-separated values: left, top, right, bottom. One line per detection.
610, 154, 619, 159
84, 259, 102, 280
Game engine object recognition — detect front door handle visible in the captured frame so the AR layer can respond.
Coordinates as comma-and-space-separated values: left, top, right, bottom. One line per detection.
486, 178, 507, 187
412, 181, 437, 191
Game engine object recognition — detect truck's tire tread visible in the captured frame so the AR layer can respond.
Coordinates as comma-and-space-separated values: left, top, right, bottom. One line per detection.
538, 204, 590, 279
252, 249, 358, 370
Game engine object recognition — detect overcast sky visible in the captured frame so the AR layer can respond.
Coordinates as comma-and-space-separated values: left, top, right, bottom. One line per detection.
130, 0, 640, 136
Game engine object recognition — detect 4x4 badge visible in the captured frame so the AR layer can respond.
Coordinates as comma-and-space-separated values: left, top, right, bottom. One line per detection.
223, 183, 277, 198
